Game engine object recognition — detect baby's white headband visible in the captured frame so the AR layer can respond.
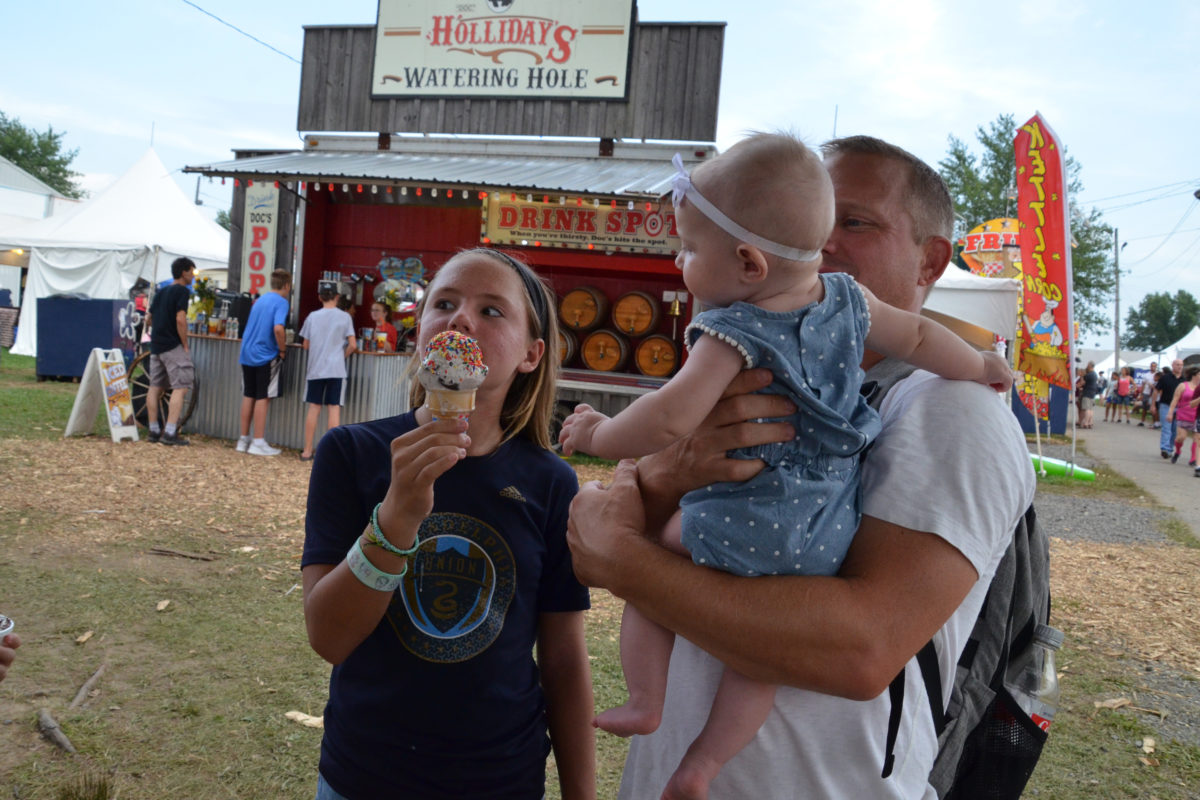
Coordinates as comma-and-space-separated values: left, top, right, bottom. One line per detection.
669, 153, 822, 263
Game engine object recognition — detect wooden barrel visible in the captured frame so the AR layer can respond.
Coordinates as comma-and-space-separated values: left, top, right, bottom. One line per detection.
559, 286, 609, 331
611, 290, 660, 337
634, 334, 679, 378
580, 329, 630, 372
557, 328, 578, 367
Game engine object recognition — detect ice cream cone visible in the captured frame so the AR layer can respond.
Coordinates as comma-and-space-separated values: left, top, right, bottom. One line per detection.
425, 388, 477, 420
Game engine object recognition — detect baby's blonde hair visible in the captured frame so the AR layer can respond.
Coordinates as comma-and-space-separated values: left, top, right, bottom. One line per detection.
692, 132, 835, 259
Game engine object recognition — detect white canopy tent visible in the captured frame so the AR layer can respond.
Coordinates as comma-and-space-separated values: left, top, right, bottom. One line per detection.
1, 149, 229, 357
1161, 326, 1200, 362
923, 267, 1021, 346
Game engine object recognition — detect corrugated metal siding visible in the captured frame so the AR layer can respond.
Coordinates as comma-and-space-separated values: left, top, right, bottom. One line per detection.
185, 146, 689, 198
297, 24, 723, 142
187, 336, 412, 450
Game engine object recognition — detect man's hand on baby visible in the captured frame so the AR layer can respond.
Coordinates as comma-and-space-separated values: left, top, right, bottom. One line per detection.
559, 403, 609, 455
980, 351, 1015, 392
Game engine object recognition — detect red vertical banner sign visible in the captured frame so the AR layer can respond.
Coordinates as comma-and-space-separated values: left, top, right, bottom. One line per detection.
1014, 113, 1074, 421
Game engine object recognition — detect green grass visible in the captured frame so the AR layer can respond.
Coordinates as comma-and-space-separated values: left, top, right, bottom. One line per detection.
0, 348, 109, 438
1029, 622, 1200, 799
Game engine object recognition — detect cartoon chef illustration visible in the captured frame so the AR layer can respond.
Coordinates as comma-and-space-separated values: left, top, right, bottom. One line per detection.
1025, 298, 1064, 347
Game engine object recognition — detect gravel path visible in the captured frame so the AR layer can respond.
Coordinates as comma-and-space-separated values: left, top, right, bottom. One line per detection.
1031, 441, 1175, 546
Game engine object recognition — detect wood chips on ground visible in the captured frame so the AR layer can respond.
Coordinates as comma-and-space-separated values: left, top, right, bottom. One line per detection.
1050, 537, 1200, 677
3, 437, 1198, 680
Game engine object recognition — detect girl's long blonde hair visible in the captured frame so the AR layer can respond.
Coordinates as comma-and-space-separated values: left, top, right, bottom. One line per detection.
408, 248, 560, 449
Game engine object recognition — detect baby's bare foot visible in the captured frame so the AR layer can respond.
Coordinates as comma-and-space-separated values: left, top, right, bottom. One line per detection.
594, 703, 662, 737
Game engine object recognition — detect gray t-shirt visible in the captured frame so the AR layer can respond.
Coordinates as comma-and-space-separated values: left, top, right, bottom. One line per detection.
299, 307, 355, 380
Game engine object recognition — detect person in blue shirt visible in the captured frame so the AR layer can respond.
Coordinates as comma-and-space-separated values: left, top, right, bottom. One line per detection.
237, 269, 292, 456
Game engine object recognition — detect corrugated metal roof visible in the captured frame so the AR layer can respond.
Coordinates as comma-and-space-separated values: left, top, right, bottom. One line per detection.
184, 139, 715, 198
0, 154, 66, 198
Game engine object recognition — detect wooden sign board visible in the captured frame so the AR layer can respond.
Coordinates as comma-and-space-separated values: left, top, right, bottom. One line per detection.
64, 349, 139, 443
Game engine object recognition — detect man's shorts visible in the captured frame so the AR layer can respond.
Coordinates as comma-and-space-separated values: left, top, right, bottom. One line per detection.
305, 378, 345, 406
1080, 396, 1095, 411
149, 345, 194, 390
242, 358, 283, 400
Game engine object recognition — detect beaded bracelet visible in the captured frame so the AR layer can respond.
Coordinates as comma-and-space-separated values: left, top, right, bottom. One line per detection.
346, 537, 406, 592
365, 502, 422, 558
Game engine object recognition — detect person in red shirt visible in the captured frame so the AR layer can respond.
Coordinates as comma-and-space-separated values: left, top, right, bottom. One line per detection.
369, 301, 398, 352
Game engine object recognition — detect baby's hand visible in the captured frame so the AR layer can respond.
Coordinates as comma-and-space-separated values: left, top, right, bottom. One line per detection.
979, 351, 1015, 392
559, 404, 609, 456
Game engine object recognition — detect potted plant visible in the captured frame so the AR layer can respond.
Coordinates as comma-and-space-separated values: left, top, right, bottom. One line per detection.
192, 276, 217, 318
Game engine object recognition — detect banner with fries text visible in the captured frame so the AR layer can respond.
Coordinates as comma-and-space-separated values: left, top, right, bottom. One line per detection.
1014, 113, 1074, 420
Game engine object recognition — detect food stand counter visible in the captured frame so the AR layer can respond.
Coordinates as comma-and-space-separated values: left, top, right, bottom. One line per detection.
187, 334, 411, 450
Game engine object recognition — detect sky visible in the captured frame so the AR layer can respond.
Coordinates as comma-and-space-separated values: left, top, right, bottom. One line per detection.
3, 0, 1197, 346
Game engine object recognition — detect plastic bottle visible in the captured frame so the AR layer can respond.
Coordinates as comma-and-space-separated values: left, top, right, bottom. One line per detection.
1017, 623, 1064, 731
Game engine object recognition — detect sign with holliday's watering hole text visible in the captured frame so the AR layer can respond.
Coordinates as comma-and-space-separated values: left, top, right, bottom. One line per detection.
372, 0, 635, 99
241, 184, 280, 296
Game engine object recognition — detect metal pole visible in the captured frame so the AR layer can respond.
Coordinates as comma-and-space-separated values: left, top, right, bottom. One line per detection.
1113, 227, 1120, 372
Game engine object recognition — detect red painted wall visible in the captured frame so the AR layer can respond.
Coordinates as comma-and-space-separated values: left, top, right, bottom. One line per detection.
298, 195, 691, 373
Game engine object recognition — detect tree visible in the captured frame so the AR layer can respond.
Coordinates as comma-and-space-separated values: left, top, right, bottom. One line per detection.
0, 112, 85, 199
1123, 290, 1200, 351
215, 209, 232, 232
938, 113, 1116, 335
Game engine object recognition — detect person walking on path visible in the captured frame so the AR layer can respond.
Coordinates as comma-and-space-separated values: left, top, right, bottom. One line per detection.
1166, 366, 1200, 466
145, 257, 196, 446
237, 270, 292, 457
1136, 363, 1159, 427
1104, 369, 1121, 422
1156, 360, 1184, 458
1114, 367, 1134, 423
1080, 361, 1099, 428
298, 283, 357, 461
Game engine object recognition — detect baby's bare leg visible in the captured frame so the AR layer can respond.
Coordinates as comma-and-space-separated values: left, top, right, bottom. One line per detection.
664, 668, 778, 800
595, 510, 688, 737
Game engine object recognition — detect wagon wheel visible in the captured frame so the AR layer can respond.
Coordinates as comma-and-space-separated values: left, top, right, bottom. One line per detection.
127, 351, 200, 430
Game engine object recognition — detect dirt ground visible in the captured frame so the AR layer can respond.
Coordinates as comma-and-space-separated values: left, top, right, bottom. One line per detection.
2, 434, 1199, 777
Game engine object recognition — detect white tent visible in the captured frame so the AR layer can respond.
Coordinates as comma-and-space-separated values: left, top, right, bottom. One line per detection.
1161, 326, 1200, 362
924, 267, 1021, 347
2, 149, 229, 356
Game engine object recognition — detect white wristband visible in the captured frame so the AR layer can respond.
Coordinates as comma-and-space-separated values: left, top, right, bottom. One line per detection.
346, 538, 406, 592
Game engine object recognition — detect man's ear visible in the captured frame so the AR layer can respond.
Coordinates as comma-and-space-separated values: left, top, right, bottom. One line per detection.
735, 243, 770, 284
917, 235, 953, 288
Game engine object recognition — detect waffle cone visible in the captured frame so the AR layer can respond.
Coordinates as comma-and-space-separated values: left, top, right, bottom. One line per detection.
425, 388, 477, 419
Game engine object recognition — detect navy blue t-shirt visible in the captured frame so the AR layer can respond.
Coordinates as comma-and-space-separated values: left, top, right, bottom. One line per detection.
149, 283, 191, 354
303, 412, 588, 799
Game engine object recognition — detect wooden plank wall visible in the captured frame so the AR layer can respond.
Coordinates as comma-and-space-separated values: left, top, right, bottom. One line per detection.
298, 23, 724, 142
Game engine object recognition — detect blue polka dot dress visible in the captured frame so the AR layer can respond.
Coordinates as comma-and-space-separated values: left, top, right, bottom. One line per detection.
680, 272, 881, 577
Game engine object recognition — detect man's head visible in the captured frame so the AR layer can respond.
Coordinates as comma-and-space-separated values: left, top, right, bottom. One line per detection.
318, 280, 339, 305
270, 270, 292, 293
171, 257, 196, 284
1150, 361, 1158, 372
1173, 359, 1184, 375
819, 135, 954, 314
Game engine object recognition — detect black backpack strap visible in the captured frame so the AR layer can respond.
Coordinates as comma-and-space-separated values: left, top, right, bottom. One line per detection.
882, 668, 905, 778
882, 640, 945, 779
917, 640, 946, 735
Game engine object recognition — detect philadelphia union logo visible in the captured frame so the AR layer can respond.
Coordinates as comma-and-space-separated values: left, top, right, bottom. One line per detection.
386, 512, 515, 663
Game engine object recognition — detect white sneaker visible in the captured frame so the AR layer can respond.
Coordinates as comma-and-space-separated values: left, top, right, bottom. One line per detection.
235, 437, 251, 453
247, 441, 282, 457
